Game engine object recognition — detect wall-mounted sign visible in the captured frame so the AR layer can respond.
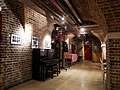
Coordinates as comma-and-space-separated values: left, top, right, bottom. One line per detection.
32, 37, 38, 48
11, 34, 22, 45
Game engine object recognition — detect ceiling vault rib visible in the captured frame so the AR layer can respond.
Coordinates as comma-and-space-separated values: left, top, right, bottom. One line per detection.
40, 1, 78, 35
19, 0, 106, 41
64, 0, 82, 24
49, 0, 66, 16
54, 0, 79, 25
49, 0, 75, 24
39, 1, 62, 22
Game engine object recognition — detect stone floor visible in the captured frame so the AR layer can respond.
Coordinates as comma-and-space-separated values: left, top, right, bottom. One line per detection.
7, 61, 106, 90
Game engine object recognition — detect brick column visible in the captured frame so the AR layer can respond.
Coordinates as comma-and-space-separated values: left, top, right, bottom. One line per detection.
106, 32, 120, 90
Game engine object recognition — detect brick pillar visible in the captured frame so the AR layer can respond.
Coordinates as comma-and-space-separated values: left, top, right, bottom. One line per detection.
106, 32, 120, 90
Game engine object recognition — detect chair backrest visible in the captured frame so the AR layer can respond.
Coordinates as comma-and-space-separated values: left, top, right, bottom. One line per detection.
100, 58, 103, 64
100, 58, 107, 71
100, 58, 104, 70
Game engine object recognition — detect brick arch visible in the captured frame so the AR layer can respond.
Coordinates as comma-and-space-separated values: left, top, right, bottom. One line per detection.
77, 0, 108, 42
87, 0, 108, 35
93, 0, 120, 89
39, 20, 59, 48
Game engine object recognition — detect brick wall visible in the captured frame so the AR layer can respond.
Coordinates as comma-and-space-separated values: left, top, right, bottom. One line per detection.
88, 0, 108, 34
24, 5, 48, 48
4, 0, 25, 28
1, 0, 119, 90
0, 0, 31, 89
96, 0, 120, 33
0, 0, 49, 89
106, 33, 120, 90
95, 0, 120, 90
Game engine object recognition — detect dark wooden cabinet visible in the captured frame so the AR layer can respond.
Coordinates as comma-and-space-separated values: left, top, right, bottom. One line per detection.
32, 48, 60, 81
32, 48, 47, 80
32, 48, 41, 80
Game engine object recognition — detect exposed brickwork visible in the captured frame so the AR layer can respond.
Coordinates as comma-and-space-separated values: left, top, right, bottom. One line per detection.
86, 0, 108, 42
95, 0, 120, 90
0, 1, 7, 89
24, 5, 48, 46
4, 0, 25, 28
0, 0, 31, 89
0, 0, 120, 90
96, 0, 120, 32
0, 61, 5, 90
106, 38, 120, 90
0, 0, 48, 89
24, 5, 55, 49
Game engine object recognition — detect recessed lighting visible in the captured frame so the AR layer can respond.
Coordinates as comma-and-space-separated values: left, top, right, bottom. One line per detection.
61, 17, 64, 21
80, 28, 86, 32
65, 26, 67, 30
56, 27, 59, 30
80, 28, 86, 34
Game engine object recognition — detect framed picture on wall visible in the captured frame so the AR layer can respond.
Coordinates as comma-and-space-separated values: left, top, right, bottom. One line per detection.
45, 40, 51, 48
11, 34, 22, 45
32, 37, 38, 48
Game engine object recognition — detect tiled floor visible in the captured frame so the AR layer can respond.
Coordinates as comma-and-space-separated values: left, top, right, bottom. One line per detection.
7, 61, 105, 90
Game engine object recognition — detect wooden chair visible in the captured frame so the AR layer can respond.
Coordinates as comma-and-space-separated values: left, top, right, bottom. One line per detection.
100, 58, 107, 84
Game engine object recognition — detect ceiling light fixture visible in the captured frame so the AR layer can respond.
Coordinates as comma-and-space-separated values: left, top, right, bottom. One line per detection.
56, 27, 59, 30
65, 26, 67, 30
61, 17, 64, 21
80, 28, 86, 32
80, 28, 86, 34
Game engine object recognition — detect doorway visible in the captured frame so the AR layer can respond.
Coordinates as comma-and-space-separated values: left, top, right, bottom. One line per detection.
84, 44, 92, 61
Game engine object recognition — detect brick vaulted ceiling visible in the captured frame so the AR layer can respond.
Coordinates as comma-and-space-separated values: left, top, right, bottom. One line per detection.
96, 0, 120, 32
18, 0, 120, 42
